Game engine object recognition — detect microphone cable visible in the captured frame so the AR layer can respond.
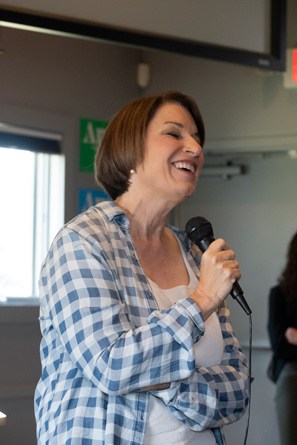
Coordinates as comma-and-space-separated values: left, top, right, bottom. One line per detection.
243, 313, 253, 445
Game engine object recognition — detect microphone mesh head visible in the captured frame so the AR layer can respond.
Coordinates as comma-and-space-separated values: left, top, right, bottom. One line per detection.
185, 216, 214, 243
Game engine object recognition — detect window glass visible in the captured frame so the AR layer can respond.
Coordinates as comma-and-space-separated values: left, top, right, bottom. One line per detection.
0, 146, 64, 304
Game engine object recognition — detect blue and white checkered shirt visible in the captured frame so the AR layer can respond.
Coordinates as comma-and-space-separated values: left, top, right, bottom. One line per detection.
34, 201, 249, 444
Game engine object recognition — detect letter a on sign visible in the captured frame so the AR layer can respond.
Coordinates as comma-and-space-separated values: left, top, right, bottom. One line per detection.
80, 118, 108, 172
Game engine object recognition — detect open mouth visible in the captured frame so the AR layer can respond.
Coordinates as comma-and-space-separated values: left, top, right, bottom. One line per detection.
173, 161, 196, 174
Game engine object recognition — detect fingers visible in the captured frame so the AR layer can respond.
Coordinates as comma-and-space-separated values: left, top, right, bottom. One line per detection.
204, 239, 239, 273
192, 238, 242, 318
199, 238, 241, 296
206, 238, 230, 254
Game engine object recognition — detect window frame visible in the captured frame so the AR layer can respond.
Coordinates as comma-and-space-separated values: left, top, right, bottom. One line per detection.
0, 122, 65, 306
0, 103, 78, 317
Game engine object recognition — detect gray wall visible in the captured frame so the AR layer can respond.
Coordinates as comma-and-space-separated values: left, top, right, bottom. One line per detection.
1, 1, 297, 443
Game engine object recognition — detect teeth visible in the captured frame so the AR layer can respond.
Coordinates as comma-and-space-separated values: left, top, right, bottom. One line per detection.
174, 162, 195, 173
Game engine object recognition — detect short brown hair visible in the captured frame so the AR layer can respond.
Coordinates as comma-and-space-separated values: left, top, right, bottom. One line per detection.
94, 90, 205, 200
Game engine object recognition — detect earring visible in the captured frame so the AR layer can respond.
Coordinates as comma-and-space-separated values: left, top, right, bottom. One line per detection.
130, 169, 135, 175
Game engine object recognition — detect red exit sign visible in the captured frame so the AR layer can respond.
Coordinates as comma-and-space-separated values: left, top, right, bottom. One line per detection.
284, 49, 297, 89
292, 49, 297, 82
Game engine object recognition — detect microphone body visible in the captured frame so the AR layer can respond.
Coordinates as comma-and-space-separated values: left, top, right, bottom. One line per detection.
185, 217, 252, 315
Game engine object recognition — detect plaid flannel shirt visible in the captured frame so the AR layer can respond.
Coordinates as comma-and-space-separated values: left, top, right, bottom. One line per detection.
34, 200, 249, 444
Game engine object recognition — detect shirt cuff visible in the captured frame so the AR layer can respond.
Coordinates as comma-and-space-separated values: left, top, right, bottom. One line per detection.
176, 298, 205, 341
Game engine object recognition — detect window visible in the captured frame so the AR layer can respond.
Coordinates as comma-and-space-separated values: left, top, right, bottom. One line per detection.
0, 125, 64, 305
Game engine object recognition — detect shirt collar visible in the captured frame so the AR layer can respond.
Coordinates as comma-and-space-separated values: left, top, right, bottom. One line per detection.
93, 200, 130, 230
92, 200, 192, 249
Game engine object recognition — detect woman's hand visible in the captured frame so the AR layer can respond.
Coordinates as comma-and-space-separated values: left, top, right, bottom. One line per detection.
190, 238, 241, 319
285, 327, 297, 345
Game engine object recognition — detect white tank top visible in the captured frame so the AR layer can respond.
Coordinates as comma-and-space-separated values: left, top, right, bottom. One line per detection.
144, 243, 224, 445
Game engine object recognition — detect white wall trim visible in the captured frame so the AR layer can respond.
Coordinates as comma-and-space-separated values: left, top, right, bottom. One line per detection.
206, 133, 297, 154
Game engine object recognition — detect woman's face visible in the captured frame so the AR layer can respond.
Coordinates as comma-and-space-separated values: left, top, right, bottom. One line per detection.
133, 102, 204, 203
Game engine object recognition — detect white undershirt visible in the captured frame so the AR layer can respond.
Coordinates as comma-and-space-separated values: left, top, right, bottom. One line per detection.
144, 243, 224, 445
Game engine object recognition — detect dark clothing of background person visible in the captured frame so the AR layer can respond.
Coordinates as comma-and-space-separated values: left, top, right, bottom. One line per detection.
268, 285, 297, 445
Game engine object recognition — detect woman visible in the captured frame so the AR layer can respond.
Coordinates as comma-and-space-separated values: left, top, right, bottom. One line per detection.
35, 91, 249, 444
268, 232, 297, 445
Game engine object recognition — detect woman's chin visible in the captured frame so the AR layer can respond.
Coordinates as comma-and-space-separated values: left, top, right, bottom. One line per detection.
176, 189, 195, 203
184, 186, 196, 198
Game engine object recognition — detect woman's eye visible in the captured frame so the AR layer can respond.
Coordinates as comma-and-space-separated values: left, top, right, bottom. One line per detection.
167, 132, 180, 139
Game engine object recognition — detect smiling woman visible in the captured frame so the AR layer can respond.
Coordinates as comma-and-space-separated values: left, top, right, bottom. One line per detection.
128, 102, 204, 201
35, 90, 249, 445
94, 91, 205, 200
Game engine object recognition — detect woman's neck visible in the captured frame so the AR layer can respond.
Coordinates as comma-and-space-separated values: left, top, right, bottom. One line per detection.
115, 193, 172, 240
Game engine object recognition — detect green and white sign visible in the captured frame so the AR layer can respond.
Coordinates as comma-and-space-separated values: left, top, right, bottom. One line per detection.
80, 118, 108, 172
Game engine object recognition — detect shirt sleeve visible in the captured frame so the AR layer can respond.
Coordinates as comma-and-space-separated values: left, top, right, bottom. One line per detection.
267, 286, 286, 352
150, 304, 250, 430
267, 286, 297, 360
39, 228, 209, 395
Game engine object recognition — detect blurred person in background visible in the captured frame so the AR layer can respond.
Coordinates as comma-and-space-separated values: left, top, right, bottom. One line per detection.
268, 231, 297, 445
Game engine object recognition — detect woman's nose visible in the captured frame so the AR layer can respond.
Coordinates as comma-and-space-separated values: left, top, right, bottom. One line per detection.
183, 136, 202, 155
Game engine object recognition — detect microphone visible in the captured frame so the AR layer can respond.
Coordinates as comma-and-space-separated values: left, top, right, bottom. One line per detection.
185, 216, 252, 315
